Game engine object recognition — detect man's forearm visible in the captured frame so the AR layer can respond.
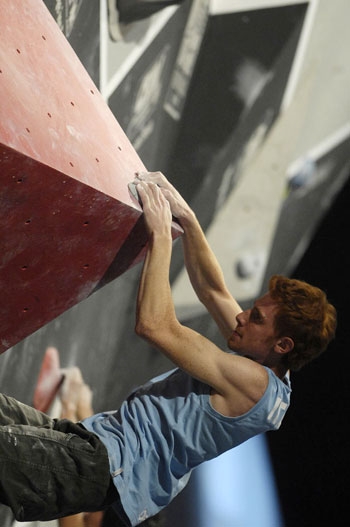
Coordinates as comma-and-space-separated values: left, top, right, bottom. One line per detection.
136, 231, 176, 338
178, 210, 229, 304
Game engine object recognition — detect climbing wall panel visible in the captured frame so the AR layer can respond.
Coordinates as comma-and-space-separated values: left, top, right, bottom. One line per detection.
0, 0, 181, 353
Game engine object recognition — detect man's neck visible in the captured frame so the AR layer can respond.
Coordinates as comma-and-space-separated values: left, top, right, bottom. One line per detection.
271, 364, 289, 380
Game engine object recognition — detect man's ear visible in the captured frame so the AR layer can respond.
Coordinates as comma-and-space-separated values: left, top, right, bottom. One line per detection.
275, 336, 294, 355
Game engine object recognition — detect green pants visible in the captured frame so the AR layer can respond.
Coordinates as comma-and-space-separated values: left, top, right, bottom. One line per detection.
0, 393, 118, 522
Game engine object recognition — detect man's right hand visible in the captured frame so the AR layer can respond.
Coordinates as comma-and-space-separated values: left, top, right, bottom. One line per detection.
136, 180, 173, 240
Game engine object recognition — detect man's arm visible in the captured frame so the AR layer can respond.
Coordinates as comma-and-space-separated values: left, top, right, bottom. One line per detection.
135, 182, 268, 418
135, 172, 242, 340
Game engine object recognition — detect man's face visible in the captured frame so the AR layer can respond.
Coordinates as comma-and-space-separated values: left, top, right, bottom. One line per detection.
227, 293, 280, 364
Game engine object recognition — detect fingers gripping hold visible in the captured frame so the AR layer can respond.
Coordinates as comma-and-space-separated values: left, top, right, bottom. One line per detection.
138, 181, 169, 210
135, 171, 167, 187
136, 182, 172, 236
132, 171, 190, 223
129, 172, 166, 207
128, 181, 143, 206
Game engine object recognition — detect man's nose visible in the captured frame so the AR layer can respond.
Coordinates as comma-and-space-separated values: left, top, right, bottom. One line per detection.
236, 311, 245, 325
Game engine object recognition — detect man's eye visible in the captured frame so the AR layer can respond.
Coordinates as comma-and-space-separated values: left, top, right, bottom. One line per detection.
250, 309, 262, 323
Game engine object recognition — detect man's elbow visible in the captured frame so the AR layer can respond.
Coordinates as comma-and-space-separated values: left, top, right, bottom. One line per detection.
135, 313, 178, 345
135, 319, 146, 338
135, 317, 157, 340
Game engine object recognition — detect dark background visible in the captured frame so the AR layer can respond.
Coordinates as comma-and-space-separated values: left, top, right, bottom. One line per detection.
267, 171, 349, 525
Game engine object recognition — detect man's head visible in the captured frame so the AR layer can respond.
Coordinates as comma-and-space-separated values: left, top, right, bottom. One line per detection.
268, 275, 337, 371
228, 275, 337, 373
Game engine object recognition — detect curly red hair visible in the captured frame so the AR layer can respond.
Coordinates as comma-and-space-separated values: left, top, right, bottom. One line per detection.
269, 275, 337, 371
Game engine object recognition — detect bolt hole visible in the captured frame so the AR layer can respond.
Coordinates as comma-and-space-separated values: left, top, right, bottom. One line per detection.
83, 264, 89, 269
90, 89, 94, 94
16, 49, 21, 54
95, 157, 100, 163
47, 112, 52, 118
22, 307, 29, 312
25, 219, 31, 224
117, 146, 122, 151
25, 127, 30, 133
70, 101, 75, 106
42, 35, 46, 40
21, 265, 28, 271
83, 221, 89, 227
69, 162, 74, 167
16, 178, 24, 183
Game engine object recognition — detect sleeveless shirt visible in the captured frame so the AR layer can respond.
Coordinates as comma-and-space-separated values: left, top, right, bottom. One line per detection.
82, 366, 291, 526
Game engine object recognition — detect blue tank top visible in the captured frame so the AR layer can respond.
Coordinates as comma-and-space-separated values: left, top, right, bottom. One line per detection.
82, 367, 291, 526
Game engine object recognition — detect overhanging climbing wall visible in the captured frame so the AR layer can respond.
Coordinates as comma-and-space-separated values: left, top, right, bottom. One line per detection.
0, 0, 181, 354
